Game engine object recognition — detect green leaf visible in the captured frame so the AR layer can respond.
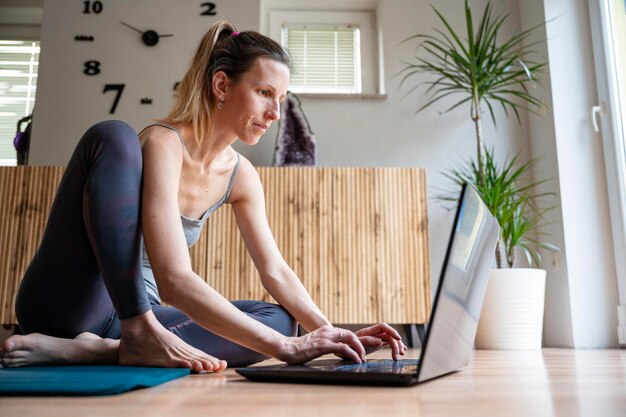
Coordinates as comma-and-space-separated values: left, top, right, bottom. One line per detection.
540, 242, 561, 252
399, 0, 547, 143
401, 1, 556, 268
435, 147, 560, 268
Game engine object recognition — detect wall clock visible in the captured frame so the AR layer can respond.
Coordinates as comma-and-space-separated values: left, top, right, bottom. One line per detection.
30, 0, 259, 165
75, 0, 218, 114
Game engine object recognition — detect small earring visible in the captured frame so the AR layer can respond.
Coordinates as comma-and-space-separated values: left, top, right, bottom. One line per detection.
218, 98, 224, 110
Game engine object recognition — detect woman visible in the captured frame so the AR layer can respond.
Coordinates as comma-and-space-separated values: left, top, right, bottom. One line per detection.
1, 21, 405, 372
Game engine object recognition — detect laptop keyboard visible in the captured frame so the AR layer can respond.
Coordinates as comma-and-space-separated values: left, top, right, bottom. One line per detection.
333, 359, 419, 372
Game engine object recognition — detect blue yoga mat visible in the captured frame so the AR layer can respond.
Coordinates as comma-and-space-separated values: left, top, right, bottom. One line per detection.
0, 366, 190, 396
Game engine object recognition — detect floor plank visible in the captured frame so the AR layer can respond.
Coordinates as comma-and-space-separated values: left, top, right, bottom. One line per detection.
1, 349, 625, 417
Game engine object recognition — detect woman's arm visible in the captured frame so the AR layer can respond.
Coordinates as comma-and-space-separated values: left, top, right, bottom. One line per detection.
141, 137, 366, 363
228, 159, 407, 359
141, 136, 288, 356
228, 159, 331, 332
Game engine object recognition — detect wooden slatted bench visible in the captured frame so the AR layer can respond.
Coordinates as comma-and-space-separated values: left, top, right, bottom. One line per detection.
0, 166, 430, 343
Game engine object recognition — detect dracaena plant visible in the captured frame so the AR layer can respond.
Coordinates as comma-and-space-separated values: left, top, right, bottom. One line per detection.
440, 147, 559, 268
400, 0, 547, 188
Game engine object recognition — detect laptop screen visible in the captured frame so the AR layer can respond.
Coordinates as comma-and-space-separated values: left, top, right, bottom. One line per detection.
417, 185, 500, 383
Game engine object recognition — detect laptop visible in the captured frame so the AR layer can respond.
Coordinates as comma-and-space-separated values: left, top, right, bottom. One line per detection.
236, 184, 500, 386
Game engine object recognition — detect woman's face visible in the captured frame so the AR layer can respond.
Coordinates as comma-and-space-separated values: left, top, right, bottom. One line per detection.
219, 57, 290, 146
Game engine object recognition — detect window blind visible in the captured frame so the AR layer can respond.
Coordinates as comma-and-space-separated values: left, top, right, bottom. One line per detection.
0, 40, 39, 165
281, 25, 361, 94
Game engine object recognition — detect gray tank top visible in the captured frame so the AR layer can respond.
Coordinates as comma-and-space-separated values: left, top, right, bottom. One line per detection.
139, 124, 241, 304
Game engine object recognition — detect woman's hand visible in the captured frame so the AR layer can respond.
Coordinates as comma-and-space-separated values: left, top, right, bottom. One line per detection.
355, 323, 407, 360
276, 325, 366, 365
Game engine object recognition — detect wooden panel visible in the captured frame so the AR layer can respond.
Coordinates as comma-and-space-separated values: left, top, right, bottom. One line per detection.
191, 167, 431, 324
1, 166, 430, 325
0, 166, 65, 324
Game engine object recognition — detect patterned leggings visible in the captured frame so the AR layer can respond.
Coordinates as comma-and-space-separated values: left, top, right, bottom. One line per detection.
15, 120, 296, 367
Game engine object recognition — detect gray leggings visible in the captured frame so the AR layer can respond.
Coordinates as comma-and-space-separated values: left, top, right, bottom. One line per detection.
15, 120, 296, 367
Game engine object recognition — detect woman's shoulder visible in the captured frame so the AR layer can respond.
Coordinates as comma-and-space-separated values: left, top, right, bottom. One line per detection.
139, 123, 181, 142
139, 125, 185, 169
232, 153, 258, 180
139, 125, 184, 153
228, 153, 264, 204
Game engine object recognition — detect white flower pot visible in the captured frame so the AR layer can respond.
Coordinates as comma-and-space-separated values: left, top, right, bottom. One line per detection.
475, 268, 546, 350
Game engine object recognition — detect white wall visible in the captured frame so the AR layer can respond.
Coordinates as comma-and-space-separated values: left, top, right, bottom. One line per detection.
29, 0, 260, 165
520, 0, 619, 348
518, 0, 574, 348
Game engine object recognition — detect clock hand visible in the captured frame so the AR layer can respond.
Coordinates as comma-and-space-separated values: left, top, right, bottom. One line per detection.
120, 21, 174, 47
119, 21, 143, 35
120, 21, 173, 38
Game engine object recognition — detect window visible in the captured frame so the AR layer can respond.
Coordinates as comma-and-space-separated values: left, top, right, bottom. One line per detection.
282, 24, 361, 94
269, 11, 380, 95
0, 40, 39, 166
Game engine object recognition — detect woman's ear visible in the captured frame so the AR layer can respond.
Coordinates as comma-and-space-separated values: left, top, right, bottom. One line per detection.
212, 70, 230, 100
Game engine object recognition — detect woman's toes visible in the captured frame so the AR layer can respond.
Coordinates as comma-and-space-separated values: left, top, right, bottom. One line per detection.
218, 360, 228, 371
198, 359, 212, 372
3, 334, 27, 353
1, 357, 25, 367
177, 359, 193, 369
3, 337, 15, 353
2, 350, 26, 360
192, 359, 205, 373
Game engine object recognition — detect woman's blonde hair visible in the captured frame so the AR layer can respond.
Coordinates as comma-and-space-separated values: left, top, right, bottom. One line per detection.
159, 20, 291, 146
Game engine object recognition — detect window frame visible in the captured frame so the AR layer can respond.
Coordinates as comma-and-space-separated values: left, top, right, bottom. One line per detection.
268, 10, 379, 96
588, 0, 626, 322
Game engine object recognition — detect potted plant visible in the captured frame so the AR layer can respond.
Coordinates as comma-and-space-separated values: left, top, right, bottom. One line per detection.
442, 148, 559, 349
400, 0, 557, 349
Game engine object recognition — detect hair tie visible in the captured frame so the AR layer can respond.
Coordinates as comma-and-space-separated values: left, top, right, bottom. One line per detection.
231, 31, 240, 37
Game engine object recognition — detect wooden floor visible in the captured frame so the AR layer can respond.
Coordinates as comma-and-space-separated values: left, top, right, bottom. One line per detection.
1, 348, 625, 417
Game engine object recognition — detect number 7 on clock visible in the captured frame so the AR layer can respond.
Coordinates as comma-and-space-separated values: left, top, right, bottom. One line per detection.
103, 84, 125, 114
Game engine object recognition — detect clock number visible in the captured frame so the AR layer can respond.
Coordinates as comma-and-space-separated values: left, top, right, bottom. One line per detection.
103, 84, 125, 114
200, 2, 217, 16
83, 60, 101, 76
83, 1, 103, 14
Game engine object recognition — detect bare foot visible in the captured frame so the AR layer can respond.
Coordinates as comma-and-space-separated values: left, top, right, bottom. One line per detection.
119, 311, 227, 373
0, 332, 119, 368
